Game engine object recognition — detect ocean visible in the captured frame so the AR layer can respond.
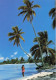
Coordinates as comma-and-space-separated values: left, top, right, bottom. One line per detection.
0, 63, 39, 80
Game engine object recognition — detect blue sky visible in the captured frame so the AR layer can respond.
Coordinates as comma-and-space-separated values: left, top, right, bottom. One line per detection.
0, 0, 55, 61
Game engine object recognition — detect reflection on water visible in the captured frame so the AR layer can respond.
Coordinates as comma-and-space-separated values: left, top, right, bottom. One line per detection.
0, 63, 38, 80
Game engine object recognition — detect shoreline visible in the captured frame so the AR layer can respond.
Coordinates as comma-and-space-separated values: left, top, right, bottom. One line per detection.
17, 65, 56, 80
23, 72, 53, 80
18, 71, 56, 80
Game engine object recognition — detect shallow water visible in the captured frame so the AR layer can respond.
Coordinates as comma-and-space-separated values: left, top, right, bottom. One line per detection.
0, 63, 39, 80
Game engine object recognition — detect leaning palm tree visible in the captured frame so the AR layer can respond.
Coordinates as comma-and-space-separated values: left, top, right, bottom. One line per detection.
8, 26, 29, 56
18, 0, 44, 66
49, 8, 56, 29
8, 26, 39, 66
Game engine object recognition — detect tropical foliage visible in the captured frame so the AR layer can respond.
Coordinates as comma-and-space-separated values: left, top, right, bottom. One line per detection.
8, 26, 25, 46
18, 0, 40, 22
49, 8, 56, 29
0, 57, 34, 64
18, 0, 43, 66
30, 31, 55, 65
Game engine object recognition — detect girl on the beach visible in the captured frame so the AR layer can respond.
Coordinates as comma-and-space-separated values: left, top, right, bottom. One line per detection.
22, 65, 25, 77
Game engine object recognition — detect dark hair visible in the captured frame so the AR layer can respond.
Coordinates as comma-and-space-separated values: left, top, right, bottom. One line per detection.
22, 65, 24, 68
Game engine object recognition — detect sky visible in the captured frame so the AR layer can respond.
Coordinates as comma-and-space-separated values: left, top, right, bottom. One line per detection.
0, 0, 55, 62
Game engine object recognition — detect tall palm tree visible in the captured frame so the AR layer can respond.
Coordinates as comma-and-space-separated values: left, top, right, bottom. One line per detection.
8, 26, 39, 66
31, 31, 55, 64
18, 0, 44, 66
49, 8, 56, 29
18, 0, 40, 36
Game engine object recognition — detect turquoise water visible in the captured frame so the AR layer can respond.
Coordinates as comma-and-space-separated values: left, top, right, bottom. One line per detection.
0, 63, 38, 80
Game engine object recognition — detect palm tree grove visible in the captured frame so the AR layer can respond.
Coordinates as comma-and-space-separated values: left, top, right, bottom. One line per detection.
0, 0, 56, 80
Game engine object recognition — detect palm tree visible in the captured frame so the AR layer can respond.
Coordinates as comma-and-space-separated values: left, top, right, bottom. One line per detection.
49, 8, 56, 29
18, 0, 40, 36
18, 0, 44, 66
8, 26, 39, 66
30, 31, 55, 64
8, 26, 30, 56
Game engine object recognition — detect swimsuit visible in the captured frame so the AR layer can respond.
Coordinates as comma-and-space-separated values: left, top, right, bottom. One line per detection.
22, 67, 25, 72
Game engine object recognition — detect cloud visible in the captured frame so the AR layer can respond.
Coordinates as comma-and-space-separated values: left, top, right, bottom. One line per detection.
0, 57, 4, 60
24, 53, 32, 57
10, 51, 18, 58
14, 52, 17, 55
11, 55, 14, 58
23, 53, 32, 60
5, 57, 9, 61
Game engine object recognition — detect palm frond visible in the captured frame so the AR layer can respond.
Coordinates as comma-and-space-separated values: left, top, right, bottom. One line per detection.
19, 35, 25, 42
12, 27, 17, 33
18, 6, 28, 10
23, 13, 28, 22
49, 8, 55, 16
18, 11, 27, 16
30, 44, 39, 52
33, 37, 39, 42
44, 31, 48, 40
20, 32, 25, 34
9, 36, 15, 41
52, 19, 56, 29
32, 4, 40, 8
16, 38, 20, 47
27, 14, 30, 21
23, 0, 32, 7
34, 49, 40, 59
8, 33, 15, 36
13, 40, 16, 46
47, 40, 53, 45
48, 48, 55, 55
52, 12, 55, 18
32, 11, 36, 16
31, 50, 36, 56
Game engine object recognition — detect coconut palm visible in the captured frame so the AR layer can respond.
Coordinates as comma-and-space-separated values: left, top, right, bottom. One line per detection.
8, 26, 30, 56
30, 31, 55, 64
18, 0, 40, 36
8, 26, 39, 66
18, 0, 44, 66
49, 8, 56, 29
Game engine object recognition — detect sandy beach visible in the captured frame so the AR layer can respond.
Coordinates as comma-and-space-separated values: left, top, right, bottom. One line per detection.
17, 65, 56, 80
23, 72, 53, 80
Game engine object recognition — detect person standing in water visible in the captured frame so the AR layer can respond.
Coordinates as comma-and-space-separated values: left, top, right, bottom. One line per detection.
22, 65, 25, 77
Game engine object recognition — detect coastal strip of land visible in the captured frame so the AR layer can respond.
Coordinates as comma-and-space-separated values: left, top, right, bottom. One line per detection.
23, 72, 53, 80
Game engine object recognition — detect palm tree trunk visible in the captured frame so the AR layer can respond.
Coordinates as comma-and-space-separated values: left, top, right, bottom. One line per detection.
31, 22, 44, 66
19, 43, 39, 66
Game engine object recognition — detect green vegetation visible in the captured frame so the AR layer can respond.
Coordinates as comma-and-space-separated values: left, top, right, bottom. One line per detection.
7, 0, 56, 68
0, 57, 34, 64
49, 8, 56, 29
30, 31, 56, 66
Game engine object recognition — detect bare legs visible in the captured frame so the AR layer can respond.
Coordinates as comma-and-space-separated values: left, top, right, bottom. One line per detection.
22, 72, 24, 77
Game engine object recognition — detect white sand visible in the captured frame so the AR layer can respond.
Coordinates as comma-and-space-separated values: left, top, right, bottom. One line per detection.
23, 72, 53, 80
16, 72, 53, 80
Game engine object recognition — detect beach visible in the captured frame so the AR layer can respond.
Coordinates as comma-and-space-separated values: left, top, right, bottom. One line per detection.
17, 65, 56, 80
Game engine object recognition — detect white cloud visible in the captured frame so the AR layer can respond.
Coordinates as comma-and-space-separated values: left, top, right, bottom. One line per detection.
23, 53, 32, 60
0, 57, 4, 60
14, 52, 17, 55
5, 57, 9, 61
10, 51, 17, 58
11, 55, 14, 58
25, 53, 32, 57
